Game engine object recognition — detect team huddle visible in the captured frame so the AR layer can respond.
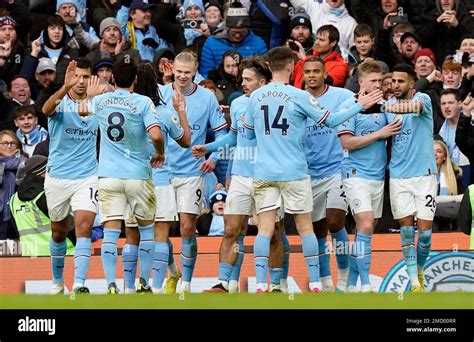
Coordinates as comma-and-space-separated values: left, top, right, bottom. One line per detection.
44, 46, 438, 295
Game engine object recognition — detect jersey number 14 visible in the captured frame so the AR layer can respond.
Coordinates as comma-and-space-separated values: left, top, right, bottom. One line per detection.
261, 105, 290, 136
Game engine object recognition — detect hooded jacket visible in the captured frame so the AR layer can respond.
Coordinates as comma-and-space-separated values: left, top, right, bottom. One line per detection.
17, 173, 48, 218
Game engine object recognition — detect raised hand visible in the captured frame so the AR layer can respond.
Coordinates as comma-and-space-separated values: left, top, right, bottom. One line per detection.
114, 37, 125, 55
172, 87, 186, 113
64, 60, 79, 90
87, 75, 102, 98
462, 94, 473, 117
357, 88, 384, 109
192, 145, 207, 159
31, 38, 42, 57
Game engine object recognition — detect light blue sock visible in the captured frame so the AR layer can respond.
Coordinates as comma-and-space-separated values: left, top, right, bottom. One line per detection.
167, 239, 174, 265
270, 268, 283, 285
218, 262, 234, 282
181, 236, 197, 282
301, 234, 320, 282
331, 227, 349, 270
101, 228, 121, 286
400, 226, 417, 278
417, 229, 432, 270
122, 243, 138, 290
73, 237, 91, 286
152, 241, 169, 289
50, 238, 67, 284
281, 230, 290, 279
254, 235, 270, 284
347, 237, 359, 287
230, 234, 245, 282
317, 237, 330, 278
355, 232, 372, 286
138, 224, 155, 285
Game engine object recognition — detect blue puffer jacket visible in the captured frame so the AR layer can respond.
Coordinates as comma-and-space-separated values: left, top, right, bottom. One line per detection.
199, 30, 267, 79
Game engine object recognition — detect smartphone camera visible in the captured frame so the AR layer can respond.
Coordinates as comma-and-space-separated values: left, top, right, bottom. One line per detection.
183, 19, 203, 29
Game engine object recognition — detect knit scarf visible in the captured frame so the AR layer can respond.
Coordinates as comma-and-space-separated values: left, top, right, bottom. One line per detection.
16, 125, 48, 147
127, 21, 137, 49
323, 1, 345, 16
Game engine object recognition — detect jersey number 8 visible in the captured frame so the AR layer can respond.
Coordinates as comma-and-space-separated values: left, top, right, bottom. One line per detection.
107, 112, 125, 142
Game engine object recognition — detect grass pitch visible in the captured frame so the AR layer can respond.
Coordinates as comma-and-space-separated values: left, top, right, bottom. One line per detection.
1, 292, 472, 310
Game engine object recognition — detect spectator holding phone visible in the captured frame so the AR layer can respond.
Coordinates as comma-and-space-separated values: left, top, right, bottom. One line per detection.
433, 0, 474, 65
285, 7, 314, 59
56, 0, 100, 52
180, 0, 210, 47
350, 0, 403, 41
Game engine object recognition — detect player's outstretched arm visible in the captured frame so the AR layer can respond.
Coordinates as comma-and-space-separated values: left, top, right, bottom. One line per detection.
193, 130, 237, 159
310, 89, 384, 128
42, 60, 79, 116
172, 88, 191, 147
339, 119, 402, 151
384, 100, 423, 114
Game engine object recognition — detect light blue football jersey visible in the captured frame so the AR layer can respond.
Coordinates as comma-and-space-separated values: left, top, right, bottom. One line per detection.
386, 92, 437, 179
244, 82, 363, 182
305, 85, 354, 180
337, 111, 389, 181
47, 93, 98, 179
152, 107, 185, 186
158, 83, 227, 178
205, 95, 255, 178
89, 89, 160, 179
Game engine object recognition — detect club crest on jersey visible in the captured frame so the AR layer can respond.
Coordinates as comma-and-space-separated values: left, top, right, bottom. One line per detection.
171, 115, 179, 124
309, 96, 322, 109
372, 113, 380, 120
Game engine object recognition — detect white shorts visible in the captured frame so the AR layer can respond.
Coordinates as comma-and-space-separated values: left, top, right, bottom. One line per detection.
172, 176, 204, 215
99, 178, 156, 223
343, 177, 384, 218
224, 175, 255, 216
253, 176, 313, 215
390, 175, 437, 221
155, 184, 178, 222
45, 175, 98, 222
125, 184, 178, 226
311, 174, 348, 222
